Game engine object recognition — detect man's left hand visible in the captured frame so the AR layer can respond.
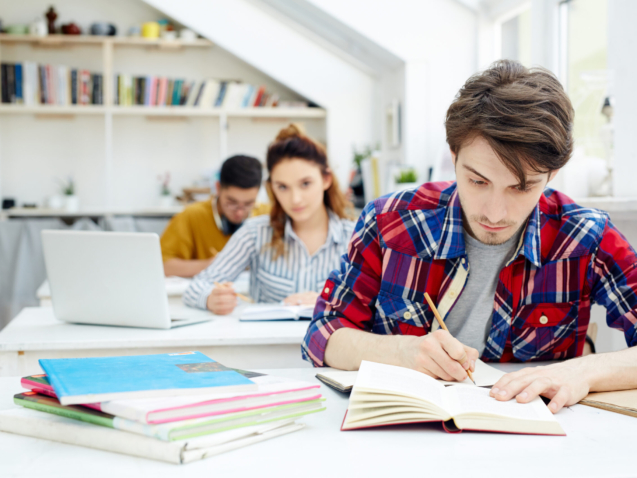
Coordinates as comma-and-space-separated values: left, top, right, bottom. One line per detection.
489, 359, 592, 413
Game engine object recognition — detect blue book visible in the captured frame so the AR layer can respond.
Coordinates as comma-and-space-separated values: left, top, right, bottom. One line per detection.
39, 352, 256, 406
14, 63, 23, 103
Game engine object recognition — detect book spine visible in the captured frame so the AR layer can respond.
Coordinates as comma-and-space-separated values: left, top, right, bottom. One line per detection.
14, 63, 23, 104
14, 396, 114, 429
193, 81, 205, 107
215, 82, 227, 107
38, 65, 47, 104
70, 70, 78, 105
8, 64, 16, 103
45, 65, 54, 105
0, 64, 8, 103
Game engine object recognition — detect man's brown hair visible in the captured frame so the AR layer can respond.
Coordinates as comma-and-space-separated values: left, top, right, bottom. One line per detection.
445, 59, 574, 188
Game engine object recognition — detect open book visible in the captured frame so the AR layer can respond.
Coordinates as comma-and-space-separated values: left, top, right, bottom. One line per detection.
317, 359, 507, 393
341, 361, 565, 436
238, 304, 314, 321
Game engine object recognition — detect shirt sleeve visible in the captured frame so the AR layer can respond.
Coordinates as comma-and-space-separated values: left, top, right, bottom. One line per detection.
160, 212, 194, 262
588, 219, 637, 347
301, 202, 384, 367
183, 220, 258, 310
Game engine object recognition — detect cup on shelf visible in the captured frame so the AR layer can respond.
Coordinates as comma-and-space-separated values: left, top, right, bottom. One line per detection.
47, 195, 64, 210
64, 195, 79, 213
128, 26, 141, 37
29, 18, 47, 37
179, 29, 197, 42
5, 24, 29, 35
90, 22, 117, 36
142, 22, 160, 39
161, 30, 177, 41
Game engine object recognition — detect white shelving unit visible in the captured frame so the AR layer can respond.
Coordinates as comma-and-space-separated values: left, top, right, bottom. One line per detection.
0, 34, 327, 209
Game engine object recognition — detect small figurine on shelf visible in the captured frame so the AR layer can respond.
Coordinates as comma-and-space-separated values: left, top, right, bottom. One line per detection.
29, 17, 47, 37
45, 6, 57, 34
61, 22, 81, 35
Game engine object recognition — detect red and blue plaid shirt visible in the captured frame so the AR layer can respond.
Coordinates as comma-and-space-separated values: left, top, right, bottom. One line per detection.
302, 181, 637, 366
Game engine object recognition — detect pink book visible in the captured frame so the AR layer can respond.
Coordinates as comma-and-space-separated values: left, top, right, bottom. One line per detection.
157, 78, 168, 106
21, 371, 321, 424
149, 77, 158, 106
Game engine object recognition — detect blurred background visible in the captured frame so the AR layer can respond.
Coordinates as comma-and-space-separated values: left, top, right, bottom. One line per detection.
0, 0, 633, 353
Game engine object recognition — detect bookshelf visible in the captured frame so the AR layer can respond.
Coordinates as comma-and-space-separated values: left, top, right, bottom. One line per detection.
0, 34, 327, 210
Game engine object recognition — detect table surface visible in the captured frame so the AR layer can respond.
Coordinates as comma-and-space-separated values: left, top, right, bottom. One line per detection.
0, 364, 634, 477
0, 307, 311, 351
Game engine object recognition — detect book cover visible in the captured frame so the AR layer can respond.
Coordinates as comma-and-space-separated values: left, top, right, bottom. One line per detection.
0, 407, 304, 464
1, 63, 8, 103
22, 370, 320, 424
14, 63, 23, 104
157, 77, 168, 106
148, 76, 157, 106
39, 351, 257, 406
7, 64, 16, 103
172, 79, 182, 106
70, 70, 78, 105
253, 85, 266, 107
38, 65, 47, 104
166, 80, 174, 107
214, 81, 227, 107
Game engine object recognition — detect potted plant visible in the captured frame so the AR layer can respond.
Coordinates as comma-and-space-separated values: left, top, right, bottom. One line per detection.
394, 168, 420, 191
158, 172, 173, 208
58, 176, 79, 212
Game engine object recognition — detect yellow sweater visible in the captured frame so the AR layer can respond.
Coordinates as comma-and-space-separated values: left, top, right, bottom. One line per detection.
160, 199, 269, 262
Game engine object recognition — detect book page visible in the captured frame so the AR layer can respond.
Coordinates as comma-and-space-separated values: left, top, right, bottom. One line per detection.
445, 385, 555, 421
437, 359, 506, 387
353, 361, 446, 409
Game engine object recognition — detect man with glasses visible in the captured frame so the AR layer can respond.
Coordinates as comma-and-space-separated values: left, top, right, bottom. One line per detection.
161, 155, 268, 277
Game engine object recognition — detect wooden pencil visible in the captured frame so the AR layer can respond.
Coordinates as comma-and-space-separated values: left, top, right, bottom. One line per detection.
424, 292, 475, 384
213, 281, 253, 303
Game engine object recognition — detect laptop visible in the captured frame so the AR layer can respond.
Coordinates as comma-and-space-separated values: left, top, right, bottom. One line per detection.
41, 230, 212, 329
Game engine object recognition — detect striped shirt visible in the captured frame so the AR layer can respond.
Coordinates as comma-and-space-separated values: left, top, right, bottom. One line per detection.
183, 211, 355, 309
303, 181, 637, 367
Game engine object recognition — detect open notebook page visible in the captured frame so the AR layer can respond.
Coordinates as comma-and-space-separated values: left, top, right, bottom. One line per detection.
354, 361, 446, 410
443, 385, 555, 421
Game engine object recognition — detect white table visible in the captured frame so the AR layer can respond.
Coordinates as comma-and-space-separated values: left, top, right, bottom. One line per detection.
0, 364, 634, 477
0, 307, 311, 376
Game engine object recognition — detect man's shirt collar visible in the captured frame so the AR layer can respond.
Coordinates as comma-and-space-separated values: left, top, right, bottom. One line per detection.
433, 186, 543, 268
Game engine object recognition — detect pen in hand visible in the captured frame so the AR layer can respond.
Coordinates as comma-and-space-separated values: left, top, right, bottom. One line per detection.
424, 292, 475, 385
213, 281, 253, 304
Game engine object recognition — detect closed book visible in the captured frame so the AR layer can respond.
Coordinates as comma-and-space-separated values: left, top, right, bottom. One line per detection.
186, 81, 202, 107
166, 80, 174, 106
1, 63, 8, 103
14, 63, 23, 103
172, 79, 182, 105
38, 352, 256, 406
0, 407, 304, 464
57, 66, 68, 105
341, 361, 565, 436
46, 65, 55, 104
14, 391, 324, 441
199, 79, 220, 108
70, 70, 78, 105
22, 370, 320, 424
7, 63, 16, 103
214, 81, 227, 107
157, 77, 168, 106
38, 65, 47, 104
239, 304, 314, 321
23, 62, 38, 106
252, 85, 266, 107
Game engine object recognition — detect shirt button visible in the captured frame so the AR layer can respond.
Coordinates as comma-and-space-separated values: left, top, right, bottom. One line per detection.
539, 315, 549, 325
461, 258, 466, 265
403, 311, 412, 320
324, 287, 330, 294
449, 291, 457, 299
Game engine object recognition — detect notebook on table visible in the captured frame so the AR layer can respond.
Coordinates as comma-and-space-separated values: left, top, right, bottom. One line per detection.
238, 304, 314, 321
580, 389, 637, 418
340, 361, 565, 436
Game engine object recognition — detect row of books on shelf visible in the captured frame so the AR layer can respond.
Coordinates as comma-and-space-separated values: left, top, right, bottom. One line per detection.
0, 62, 310, 109
0, 352, 324, 464
1, 62, 103, 105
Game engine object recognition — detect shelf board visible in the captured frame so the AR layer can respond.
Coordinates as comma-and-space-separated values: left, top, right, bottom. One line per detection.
0, 33, 213, 48
0, 105, 327, 118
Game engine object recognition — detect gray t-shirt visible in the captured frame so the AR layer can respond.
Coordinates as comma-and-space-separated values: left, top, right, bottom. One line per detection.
443, 229, 522, 355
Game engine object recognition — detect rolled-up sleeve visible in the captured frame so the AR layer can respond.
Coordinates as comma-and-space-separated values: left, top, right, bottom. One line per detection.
183, 220, 257, 310
589, 219, 637, 347
302, 202, 383, 366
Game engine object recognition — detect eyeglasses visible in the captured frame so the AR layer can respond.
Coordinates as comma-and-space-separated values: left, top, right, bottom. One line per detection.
221, 198, 255, 212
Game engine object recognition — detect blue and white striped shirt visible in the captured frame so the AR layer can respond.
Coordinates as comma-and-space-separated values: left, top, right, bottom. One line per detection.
183, 211, 355, 309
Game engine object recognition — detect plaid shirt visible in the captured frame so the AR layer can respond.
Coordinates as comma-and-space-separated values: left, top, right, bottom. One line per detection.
302, 181, 637, 366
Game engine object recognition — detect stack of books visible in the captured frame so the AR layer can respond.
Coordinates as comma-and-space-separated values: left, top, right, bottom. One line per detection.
114, 76, 292, 109
0, 352, 325, 464
0, 62, 103, 106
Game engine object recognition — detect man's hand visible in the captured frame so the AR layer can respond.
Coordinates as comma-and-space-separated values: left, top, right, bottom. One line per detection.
283, 291, 319, 306
490, 359, 592, 413
399, 330, 479, 382
206, 283, 237, 315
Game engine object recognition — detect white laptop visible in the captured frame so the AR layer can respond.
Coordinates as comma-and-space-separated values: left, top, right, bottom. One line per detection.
41, 230, 212, 329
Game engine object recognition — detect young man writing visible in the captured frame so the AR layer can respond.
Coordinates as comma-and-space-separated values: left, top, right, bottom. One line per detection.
302, 60, 637, 413
161, 155, 268, 277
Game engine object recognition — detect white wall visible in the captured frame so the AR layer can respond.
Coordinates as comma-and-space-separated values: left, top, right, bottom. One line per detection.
307, 0, 478, 180
608, 0, 637, 198
143, 0, 377, 192
0, 0, 326, 210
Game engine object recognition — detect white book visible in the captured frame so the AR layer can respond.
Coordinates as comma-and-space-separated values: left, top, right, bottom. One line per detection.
0, 407, 304, 464
238, 304, 314, 322
341, 361, 565, 435
57, 66, 68, 105
23, 62, 38, 106
198, 79, 220, 109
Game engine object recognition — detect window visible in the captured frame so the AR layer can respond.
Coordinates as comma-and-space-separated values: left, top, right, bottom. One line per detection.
495, 3, 532, 67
